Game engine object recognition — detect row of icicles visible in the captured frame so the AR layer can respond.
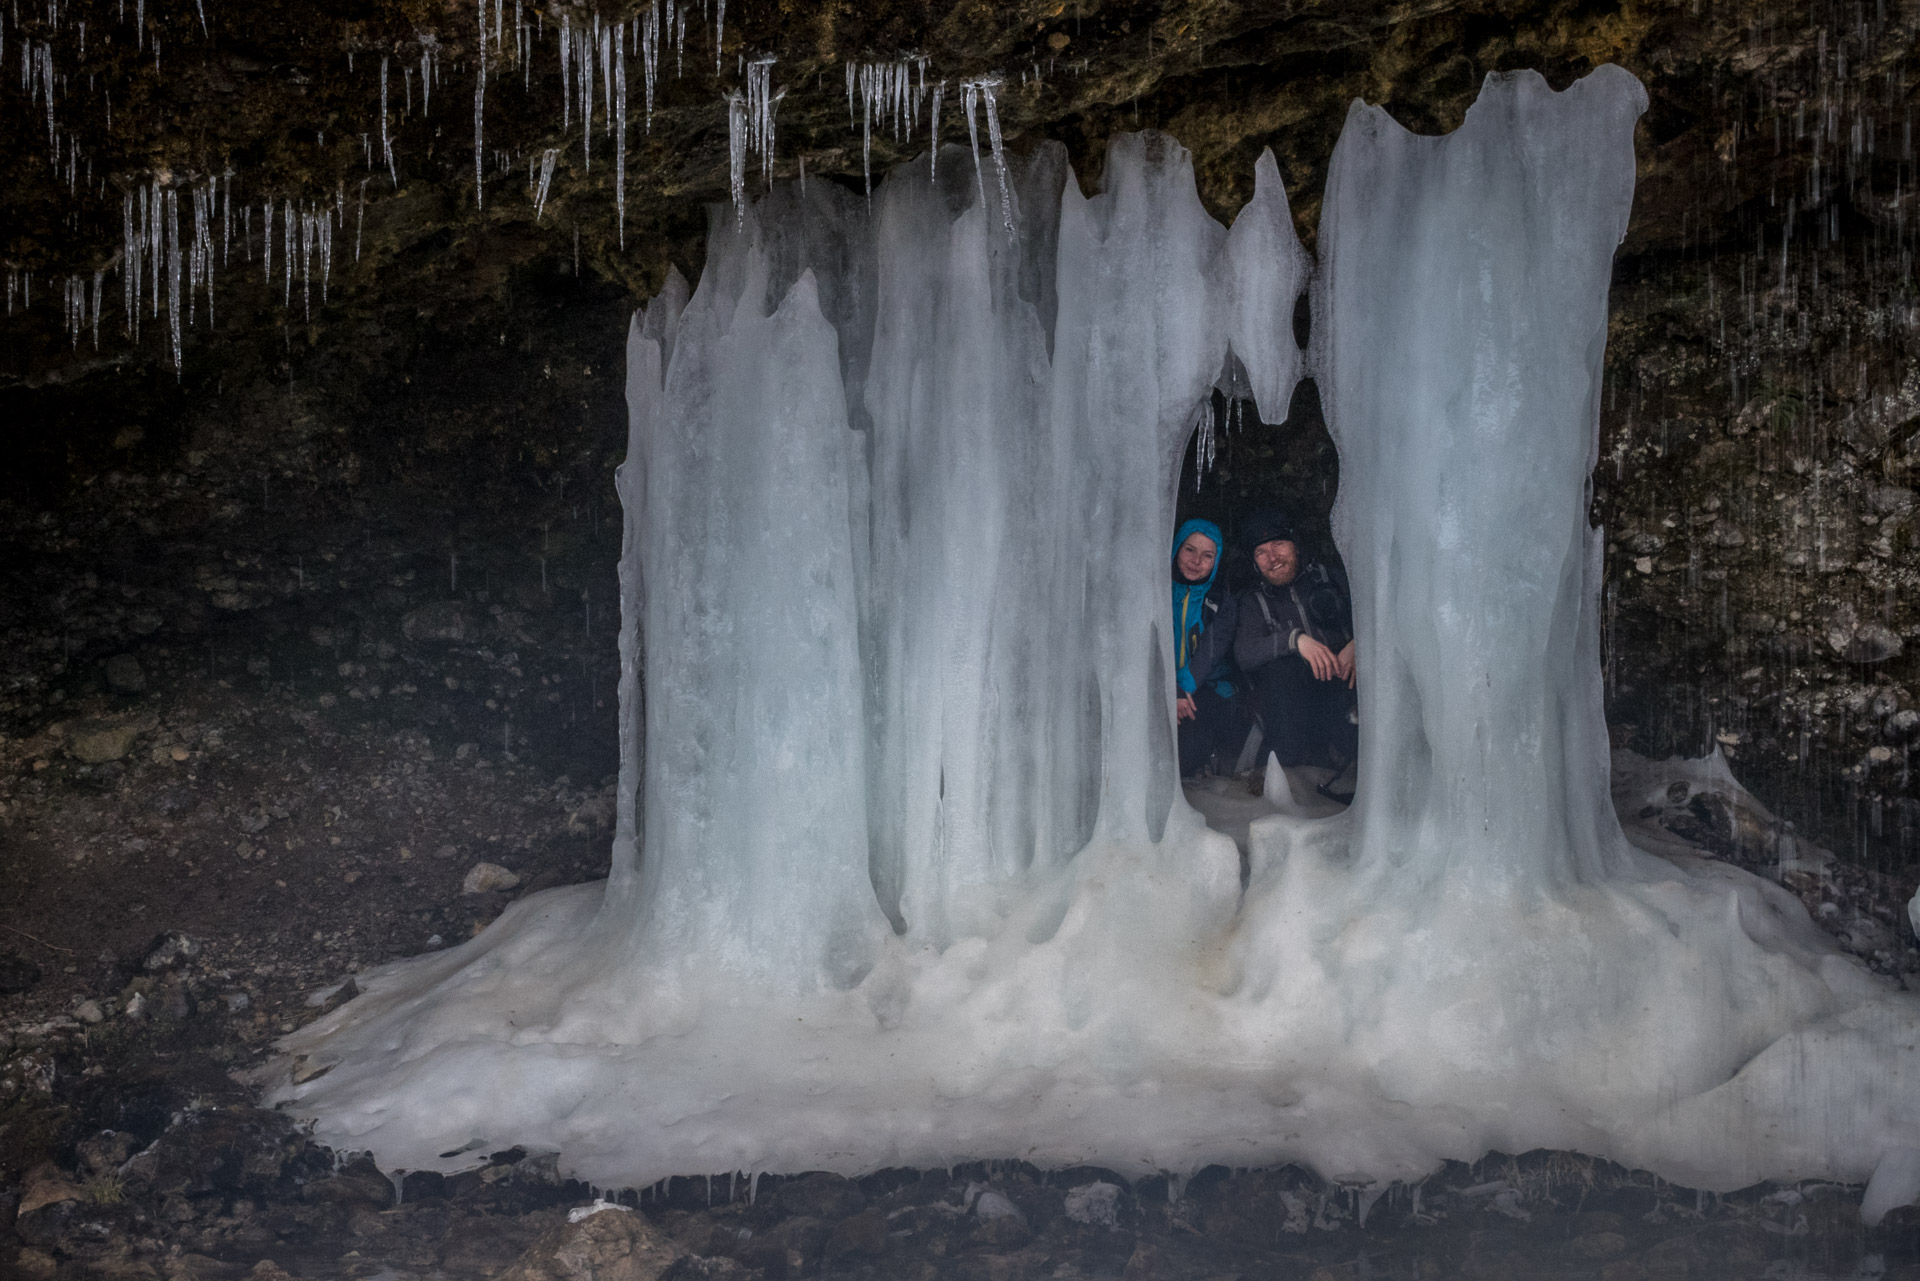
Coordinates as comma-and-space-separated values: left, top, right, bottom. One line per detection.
5, 0, 1056, 376
38, 0, 1909, 384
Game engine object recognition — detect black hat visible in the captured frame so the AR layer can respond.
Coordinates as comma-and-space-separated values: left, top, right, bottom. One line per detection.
1242, 509, 1298, 553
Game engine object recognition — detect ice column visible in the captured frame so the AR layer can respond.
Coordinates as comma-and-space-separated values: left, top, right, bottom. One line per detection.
1047, 133, 1228, 846
615, 203, 888, 990
860, 145, 1073, 942
1317, 68, 1649, 895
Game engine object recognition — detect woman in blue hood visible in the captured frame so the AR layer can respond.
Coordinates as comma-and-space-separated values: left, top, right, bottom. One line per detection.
1171, 518, 1245, 777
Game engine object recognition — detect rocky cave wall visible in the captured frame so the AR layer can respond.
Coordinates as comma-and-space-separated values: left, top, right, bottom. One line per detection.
2, 0, 1918, 873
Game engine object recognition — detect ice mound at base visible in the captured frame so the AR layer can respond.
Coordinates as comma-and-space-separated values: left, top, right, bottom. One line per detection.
270, 66, 1920, 1213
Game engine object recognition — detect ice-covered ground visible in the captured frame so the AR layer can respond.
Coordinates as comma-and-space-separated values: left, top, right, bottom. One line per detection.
270, 66, 1920, 1221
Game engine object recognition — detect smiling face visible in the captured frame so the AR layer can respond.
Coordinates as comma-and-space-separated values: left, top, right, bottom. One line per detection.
1176, 532, 1218, 584
1254, 538, 1300, 587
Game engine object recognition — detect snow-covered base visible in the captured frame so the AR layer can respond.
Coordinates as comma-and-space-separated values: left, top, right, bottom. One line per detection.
274, 769, 1918, 1203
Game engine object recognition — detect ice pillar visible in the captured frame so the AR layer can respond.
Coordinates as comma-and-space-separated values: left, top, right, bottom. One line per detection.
861, 146, 1076, 943
618, 207, 887, 989
1047, 133, 1230, 847
1317, 68, 1649, 894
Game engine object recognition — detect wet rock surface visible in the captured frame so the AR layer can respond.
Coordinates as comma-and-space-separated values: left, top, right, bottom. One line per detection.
3, 1125, 1919, 1280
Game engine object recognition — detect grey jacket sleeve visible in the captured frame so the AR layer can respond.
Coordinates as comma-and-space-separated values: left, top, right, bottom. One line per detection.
1233, 589, 1300, 675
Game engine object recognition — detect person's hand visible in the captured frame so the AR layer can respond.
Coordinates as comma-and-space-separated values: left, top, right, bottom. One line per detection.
1336, 640, 1356, 688
1176, 695, 1198, 721
1297, 634, 1340, 681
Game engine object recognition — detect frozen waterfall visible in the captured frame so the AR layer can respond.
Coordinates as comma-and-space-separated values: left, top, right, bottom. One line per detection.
271, 66, 1919, 1210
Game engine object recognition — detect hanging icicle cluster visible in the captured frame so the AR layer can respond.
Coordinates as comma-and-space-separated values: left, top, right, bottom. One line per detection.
845, 58, 933, 197
960, 77, 1014, 231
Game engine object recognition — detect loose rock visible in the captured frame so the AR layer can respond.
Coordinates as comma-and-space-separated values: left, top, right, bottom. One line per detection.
464, 862, 523, 894
0, 951, 42, 994
497, 1202, 686, 1281
103, 653, 147, 693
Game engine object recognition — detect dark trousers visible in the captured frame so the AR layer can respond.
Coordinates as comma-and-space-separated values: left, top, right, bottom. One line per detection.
1245, 656, 1357, 768
1178, 684, 1247, 777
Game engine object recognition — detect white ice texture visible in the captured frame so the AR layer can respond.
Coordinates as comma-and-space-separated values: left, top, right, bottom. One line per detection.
272, 67, 1920, 1205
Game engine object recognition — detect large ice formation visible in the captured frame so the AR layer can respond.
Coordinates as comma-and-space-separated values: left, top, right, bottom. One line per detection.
273, 66, 1919, 1212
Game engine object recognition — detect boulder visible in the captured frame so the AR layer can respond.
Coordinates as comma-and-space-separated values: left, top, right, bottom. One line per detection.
496, 1204, 686, 1281
120, 1107, 321, 1199
67, 716, 148, 763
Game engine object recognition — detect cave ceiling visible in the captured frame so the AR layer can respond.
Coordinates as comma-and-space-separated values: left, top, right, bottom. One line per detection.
2, 0, 1909, 390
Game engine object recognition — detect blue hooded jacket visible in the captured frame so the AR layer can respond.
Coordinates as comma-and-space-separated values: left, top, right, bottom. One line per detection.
1171, 518, 1234, 699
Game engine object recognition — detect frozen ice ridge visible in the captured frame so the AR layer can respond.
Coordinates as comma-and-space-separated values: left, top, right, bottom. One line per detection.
269, 67, 1920, 1213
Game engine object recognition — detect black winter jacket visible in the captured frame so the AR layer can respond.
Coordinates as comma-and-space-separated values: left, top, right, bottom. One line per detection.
1233, 562, 1353, 675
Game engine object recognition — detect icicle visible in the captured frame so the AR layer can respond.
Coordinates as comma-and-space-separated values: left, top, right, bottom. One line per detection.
381, 55, 397, 185
421, 40, 433, 116
165, 187, 181, 372
192, 0, 204, 36
860, 63, 873, 198
283, 199, 294, 307
961, 79, 986, 212
615, 27, 627, 247
221, 172, 231, 266
930, 80, 943, 181
121, 190, 136, 337
356, 176, 368, 260
580, 16, 593, 171
713, 0, 723, 74
560, 15, 571, 132
90, 268, 102, 348
640, 0, 657, 132
534, 147, 556, 221
474, 0, 486, 208
979, 78, 1014, 232
745, 56, 779, 186
600, 21, 612, 142
726, 90, 745, 221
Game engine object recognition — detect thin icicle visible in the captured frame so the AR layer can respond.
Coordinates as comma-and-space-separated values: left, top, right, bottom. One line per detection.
381, 55, 398, 185
713, 0, 723, 74
930, 80, 943, 181
600, 20, 613, 141
578, 14, 595, 171
726, 90, 745, 221
615, 25, 626, 248
745, 56, 780, 187
356, 177, 368, 260
283, 199, 294, 307
978, 78, 1014, 232
165, 187, 181, 372
474, 0, 487, 208
560, 15, 571, 133
534, 148, 556, 221
961, 79, 986, 212
640, 0, 658, 131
